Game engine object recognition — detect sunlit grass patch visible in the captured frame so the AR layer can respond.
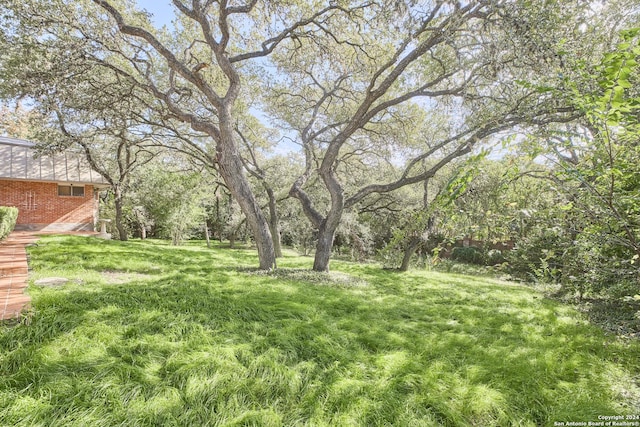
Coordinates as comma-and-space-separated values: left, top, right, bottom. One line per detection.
0, 235, 638, 426
248, 267, 369, 288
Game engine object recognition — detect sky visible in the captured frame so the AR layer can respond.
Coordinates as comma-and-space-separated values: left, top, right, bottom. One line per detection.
134, 0, 174, 28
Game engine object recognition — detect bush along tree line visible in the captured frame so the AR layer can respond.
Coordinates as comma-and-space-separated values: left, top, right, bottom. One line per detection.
0, 207, 18, 241
0, 1, 638, 311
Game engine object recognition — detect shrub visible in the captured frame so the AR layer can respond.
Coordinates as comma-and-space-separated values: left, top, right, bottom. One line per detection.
450, 246, 486, 265
0, 206, 19, 241
505, 226, 640, 304
486, 249, 506, 265
506, 229, 566, 282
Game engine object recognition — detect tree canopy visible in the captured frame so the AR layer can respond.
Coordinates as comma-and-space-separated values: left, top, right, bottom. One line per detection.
0, 0, 638, 274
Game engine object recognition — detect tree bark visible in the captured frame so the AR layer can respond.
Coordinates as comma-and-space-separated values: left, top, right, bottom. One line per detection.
313, 221, 338, 272
218, 109, 276, 269
204, 219, 211, 249
399, 237, 421, 272
114, 187, 128, 241
91, 0, 276, 270
266, 187, 283, 258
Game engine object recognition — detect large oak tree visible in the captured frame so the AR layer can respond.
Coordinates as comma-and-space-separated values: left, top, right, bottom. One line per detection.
267, 1, 591, 270
1, 0, 628, 272
2, 0, 358, 269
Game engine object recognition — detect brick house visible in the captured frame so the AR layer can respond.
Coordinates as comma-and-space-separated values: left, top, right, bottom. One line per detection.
0, 136, 109, 231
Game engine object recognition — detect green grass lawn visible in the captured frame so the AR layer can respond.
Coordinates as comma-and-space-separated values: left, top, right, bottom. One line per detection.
1, 236, 639, 426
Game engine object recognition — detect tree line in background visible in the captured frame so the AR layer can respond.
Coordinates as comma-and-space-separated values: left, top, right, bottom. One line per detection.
0, 1, 639, 311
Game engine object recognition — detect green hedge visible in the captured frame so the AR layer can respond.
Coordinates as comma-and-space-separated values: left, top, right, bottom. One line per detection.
0, 207, 19, 241
450, 246, 486, 265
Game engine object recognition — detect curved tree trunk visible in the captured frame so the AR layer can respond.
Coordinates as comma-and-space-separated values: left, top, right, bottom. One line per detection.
311, 170, 344, 271
399, 237, 421, 272
218, 110, 276, 270
313, 203, 343, 272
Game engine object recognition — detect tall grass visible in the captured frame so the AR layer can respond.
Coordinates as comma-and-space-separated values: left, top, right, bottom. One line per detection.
0, 236, 638, 426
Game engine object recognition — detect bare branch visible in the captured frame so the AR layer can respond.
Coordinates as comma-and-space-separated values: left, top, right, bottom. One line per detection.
93, 0, 224, 107
229, 4, 346, 63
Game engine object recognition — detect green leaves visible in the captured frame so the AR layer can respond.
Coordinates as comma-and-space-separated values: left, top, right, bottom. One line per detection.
587, 28, 640, 126
441, 150, 489, 206
514, 79, 557, 94
520, 27, 640, 300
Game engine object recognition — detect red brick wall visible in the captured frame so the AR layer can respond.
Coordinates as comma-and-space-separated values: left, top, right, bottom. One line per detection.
0, 179, 97, 231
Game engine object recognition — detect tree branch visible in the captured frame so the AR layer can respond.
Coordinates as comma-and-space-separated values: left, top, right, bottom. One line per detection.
93, 0, 224, 108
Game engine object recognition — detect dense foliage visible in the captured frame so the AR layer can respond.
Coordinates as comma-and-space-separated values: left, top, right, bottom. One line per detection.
504, 29, 640, 304
0, 206, 18, 241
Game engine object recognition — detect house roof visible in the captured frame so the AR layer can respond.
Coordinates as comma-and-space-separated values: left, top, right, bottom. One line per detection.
0, 136, 108, 186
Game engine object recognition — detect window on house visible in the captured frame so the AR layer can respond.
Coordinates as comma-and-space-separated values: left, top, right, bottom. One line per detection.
58, 185, 85, 197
